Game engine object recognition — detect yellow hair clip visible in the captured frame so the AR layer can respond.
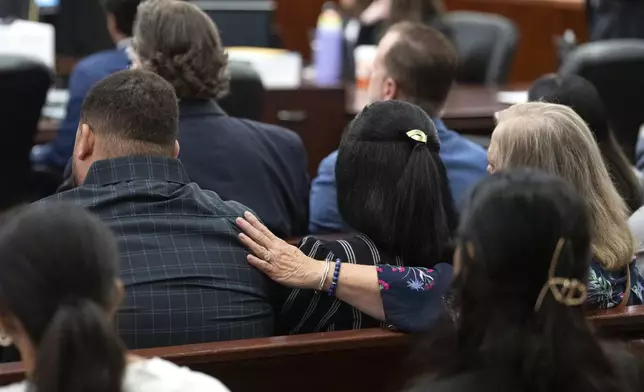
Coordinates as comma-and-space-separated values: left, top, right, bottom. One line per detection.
406, 129, 427, 144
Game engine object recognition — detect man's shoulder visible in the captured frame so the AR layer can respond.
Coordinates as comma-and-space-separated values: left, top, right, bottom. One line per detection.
438, 127, 488, 164
235, 118, 305, 149
73, 49, 128, 79
38, 187, 88, 205
319, 150, 338, 169
38, 181, 249, 217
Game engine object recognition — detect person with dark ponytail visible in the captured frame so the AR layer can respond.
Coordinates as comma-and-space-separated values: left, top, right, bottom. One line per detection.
0, 204, 229, 392
405, 170, 644, 392
236, 100, 456, 334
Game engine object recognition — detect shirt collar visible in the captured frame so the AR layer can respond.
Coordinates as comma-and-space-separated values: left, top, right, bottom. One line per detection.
84, 156, 190, 186
431, 117, 448, 134
117, 37, 132, 50
179, 99, 227, 118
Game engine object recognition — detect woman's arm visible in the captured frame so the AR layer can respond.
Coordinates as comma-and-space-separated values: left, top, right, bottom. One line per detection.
236, 212, 451, 330
236, 212, 386, 320
322, 261, 384, 320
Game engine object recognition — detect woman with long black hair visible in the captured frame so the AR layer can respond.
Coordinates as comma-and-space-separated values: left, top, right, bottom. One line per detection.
406, 170, 644, 392
0, 204, 228, 392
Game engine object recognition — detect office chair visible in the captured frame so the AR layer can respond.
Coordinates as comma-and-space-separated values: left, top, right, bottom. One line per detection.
218, 60, 265, 121
560, 39, 644, 163
444, 11, 519, 86
0, 55, 51, 209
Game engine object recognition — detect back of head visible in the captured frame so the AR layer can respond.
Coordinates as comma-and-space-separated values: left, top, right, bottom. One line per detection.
426, 170, 625, 392
80, 69, 179, 157
133, 0, 230, 100
104, 0, 141, 37
528, 74, 610, 142
459, 170, 590, 318
492, 102, 634, 270
529, 74, 644, 213
337, 100, 457, 266
0, 204, 123, 392
389, 0, 446, 25
383, 22, 457, 116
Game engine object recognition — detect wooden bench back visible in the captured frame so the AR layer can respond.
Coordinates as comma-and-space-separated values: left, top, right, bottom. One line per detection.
0, 306, 642, 390
0, 329, 410, 391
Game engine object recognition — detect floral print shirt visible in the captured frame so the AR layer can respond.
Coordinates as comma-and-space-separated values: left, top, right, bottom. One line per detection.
587, 258, 644, 309
377, 263, 454, 333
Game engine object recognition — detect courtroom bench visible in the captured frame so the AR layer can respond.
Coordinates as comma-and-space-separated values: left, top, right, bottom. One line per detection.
0, 309, 640, 391
0, 329, 410, 392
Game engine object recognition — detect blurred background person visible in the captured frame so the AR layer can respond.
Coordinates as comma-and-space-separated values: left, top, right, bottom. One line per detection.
587, 0, 644, 41
340, 0, 450, 47
31, 0, 140, 174
131, 0, 309, 238
528, 73, 644, 214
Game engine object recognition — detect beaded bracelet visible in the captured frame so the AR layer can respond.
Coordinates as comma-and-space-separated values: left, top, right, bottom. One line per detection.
328, 259, 342, 297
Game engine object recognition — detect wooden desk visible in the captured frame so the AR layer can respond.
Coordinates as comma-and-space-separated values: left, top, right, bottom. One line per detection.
38, 84, 512, 177
273, 0, 587, 83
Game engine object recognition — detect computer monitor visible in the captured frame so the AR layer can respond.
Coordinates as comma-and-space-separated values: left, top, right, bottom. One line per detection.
35, 0, 59, 7
193, 0, 276, 47
35, 0, 59, 15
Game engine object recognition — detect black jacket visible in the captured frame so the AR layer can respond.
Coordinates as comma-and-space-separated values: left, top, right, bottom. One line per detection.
177, 100, 309, 238
588, 0, 644, 41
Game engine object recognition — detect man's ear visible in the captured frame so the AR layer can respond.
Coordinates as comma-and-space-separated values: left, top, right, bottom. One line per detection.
382, 76, 398, 101
109, 279, 125, 318
75, 124, 95, 161
172, 140, 180, 159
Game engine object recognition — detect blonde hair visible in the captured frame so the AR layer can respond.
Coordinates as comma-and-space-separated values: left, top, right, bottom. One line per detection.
494, 102, 634, 270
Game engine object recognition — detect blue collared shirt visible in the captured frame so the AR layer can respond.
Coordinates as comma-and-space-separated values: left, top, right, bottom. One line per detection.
309, 118, 488, 233
32, 40, 131, 169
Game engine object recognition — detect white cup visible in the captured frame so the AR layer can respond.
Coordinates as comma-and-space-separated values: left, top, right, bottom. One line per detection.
354, 45, 377, 91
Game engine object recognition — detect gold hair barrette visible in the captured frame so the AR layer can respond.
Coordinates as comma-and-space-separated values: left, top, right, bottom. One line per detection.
534, 238, 587, 312
406, 129, 427, 144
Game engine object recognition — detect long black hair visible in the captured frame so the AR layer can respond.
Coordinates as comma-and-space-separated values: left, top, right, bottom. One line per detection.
410, 170, 634, 392
0, 203, 125, 392
529, 73, 643, 213
336, 100, 457, 266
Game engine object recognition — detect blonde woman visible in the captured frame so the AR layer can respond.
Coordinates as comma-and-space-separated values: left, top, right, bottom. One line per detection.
488, 102, 644, 309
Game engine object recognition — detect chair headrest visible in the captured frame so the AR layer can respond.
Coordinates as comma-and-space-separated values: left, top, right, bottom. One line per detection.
0, 54, 50, 74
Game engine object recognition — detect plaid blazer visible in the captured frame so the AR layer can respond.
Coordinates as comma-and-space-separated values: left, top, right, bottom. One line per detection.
41, 156, 274, 349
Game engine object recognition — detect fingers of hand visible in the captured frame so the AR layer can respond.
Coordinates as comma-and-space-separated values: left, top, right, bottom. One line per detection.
236, 217, 272, 249
243, 211, 279, 243
239, 233, 271, 260
247, 254, 274, 274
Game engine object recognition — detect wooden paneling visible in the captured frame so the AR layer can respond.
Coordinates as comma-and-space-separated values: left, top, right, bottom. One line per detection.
273, 0, 328, 60
445, 0, 587, 83
273, 0, 588, 82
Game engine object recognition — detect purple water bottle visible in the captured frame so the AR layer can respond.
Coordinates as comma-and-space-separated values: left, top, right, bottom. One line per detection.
313, 2, 343, 86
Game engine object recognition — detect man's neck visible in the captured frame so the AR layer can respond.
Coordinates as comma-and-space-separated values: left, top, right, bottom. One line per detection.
111, 31, 128, 47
